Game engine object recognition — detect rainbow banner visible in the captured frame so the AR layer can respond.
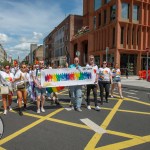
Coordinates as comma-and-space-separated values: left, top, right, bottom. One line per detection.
46, 86, 65, 94
41, 67, 96, 87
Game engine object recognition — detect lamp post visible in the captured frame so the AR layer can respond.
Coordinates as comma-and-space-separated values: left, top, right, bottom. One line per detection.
146, 48, 149, 81
106, 47, 109, 62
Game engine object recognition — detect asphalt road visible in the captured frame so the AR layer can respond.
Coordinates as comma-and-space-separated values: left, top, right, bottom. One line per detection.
0, 86, 150, 150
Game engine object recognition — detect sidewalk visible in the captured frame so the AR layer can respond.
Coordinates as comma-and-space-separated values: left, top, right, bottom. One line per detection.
121, 76, 150, 91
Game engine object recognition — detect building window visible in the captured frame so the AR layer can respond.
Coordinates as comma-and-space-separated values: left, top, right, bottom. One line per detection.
121, 27, 124, 44
122, 3, 129, 19
94, 16, 96, 29
132, 27, 134, 45
113, 27, 115, 46
133, 5, 139, 21
110, 5, 116, 20
94, 0, 102, 11
104, 0, 111, 4
104, 10, 107, 24
98, 13, 101, 26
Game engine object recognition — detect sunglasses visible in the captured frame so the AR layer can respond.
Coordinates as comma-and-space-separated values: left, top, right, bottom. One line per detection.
22, 66, 26, 69
103, 63, 107, 64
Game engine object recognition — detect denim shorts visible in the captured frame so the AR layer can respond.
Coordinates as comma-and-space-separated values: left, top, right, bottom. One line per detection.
35, 87, 46, 96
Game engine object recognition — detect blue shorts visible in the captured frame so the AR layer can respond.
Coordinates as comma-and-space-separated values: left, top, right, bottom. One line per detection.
35, 87, 46, 97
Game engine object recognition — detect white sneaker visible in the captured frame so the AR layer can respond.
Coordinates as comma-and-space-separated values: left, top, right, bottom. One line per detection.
95, 106, 100, 111
22, 101, 24, 103
87, 105, 91, 110
48, 97, 51, 100
9, 106, 12, 111
41, 107, 45, 113
120, 96, 124, 99
111, 95, 114, 98
37, 109, 40, 114
3, 110, 7, 115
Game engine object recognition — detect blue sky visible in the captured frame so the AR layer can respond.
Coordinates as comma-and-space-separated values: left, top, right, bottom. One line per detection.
0, 0, 83, 61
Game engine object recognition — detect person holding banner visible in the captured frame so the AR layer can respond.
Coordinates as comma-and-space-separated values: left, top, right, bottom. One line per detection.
0, 65, 14, 115
69, 57, 83, 112
33, 61, 46, 114
14, 64, 30, 116
98, 61, 112, 105
86, 55, 100, 111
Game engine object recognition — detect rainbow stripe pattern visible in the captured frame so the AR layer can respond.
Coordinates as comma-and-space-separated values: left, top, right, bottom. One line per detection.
46, 86, 64, 94
45, 72, 92, 82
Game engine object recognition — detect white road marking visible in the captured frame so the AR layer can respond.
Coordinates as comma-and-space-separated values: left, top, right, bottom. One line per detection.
129, 90, 138, 92
127, 95, 140, 99
80, 118, 106, 134
64, 108, 72, 111
123, 91, 136, 95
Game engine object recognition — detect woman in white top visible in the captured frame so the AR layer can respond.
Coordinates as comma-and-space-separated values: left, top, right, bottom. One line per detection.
111, 63, 123, 98
14, 64, 29, 116
1, 65, 14, 115
28, 65, 36, 101
98, 61, 112, 105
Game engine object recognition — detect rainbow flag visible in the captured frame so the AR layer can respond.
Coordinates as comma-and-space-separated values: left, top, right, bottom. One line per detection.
46, 86, 64, 94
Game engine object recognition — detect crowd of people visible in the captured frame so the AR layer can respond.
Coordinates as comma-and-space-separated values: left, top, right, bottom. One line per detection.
0, 55, 123, 116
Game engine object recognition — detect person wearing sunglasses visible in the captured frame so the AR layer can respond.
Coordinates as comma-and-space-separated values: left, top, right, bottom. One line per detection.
111, 63, 123, 99
98, 61, 112, 105
69, 57, 83, 112
33, 61, 46, 114
14, 64, 30, 116
86, 55, 100, 111
0, 65, 14, 115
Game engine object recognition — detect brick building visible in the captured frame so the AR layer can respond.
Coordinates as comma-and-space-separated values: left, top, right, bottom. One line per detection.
44, 15, 83, 66
71, 0, 150, 75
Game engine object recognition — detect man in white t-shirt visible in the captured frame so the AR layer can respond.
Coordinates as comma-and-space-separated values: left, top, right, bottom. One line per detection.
33, 62, 46, 114
86, 55, 100, 111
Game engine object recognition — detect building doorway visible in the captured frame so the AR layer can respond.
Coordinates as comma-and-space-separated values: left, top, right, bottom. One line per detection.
120, 54, 137, 75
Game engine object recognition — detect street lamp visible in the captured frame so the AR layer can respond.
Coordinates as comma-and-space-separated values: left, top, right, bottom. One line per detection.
146, 47, 149, 81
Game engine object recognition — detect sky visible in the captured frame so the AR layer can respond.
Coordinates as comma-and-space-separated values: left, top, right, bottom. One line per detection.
0, 0, 83, 61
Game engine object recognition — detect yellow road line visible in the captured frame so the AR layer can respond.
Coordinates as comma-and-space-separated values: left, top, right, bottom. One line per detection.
95, 135, 150, 150
84, 99, 123, 150
47, 118, 91, 130
0, 108, 64, 145
118, 109, 150, 115
0, 147, 6, 150
107, 130, 141, 139
125, 98, 150, 106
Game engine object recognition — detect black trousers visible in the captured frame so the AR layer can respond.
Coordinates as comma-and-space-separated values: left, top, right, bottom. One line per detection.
86, 84, 98, 106
98, 81, 110, 103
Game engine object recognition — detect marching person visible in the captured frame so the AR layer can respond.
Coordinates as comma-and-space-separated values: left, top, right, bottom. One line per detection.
111, 63, 123, 99
33, 61, 46, 114
98, 61, 112, 105
28, 65, 36, 102
69, 57, 83, 112
0, 64, 14, 115
86, 55, 100, 111
14, 64, 30, 116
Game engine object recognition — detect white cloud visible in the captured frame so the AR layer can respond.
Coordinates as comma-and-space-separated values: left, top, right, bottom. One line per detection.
0, 33, 9, 43
0, 0, 83, 61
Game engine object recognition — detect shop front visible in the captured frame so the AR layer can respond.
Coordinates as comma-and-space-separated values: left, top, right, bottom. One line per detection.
120, 54, 137, 75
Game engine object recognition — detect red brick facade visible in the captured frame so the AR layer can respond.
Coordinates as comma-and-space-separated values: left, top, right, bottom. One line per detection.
71, 0, 150, 75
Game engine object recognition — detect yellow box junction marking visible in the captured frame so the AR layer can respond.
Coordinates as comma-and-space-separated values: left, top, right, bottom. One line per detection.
0, 108, 64, 145
84, 99, 123, 150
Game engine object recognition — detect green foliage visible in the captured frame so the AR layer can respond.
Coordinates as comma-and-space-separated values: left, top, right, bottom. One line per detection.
0, 60, 12, 67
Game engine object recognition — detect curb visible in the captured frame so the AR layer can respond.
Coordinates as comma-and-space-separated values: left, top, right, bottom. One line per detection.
122, 84, 150, 92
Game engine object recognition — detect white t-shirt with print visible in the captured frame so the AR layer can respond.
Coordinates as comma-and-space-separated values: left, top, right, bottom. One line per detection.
14, 70, 30, 84
111, 68, 121, 78
33, 69, 42, 87
98, 67, 112, 81
86, 64, 99, 74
